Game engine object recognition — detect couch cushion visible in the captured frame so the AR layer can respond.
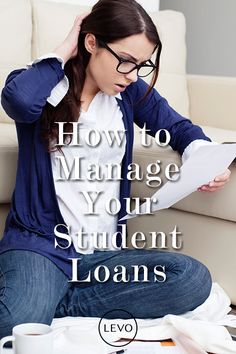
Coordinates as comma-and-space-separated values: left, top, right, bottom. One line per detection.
131, 125, 236, 223
32, 1, 189, 118
0, 0, 32, 124
31, 0, 90, 58
0, 123, 18, 203
200, 125, 236, 143
144, 10, 189, 117
187, 74, 236, 131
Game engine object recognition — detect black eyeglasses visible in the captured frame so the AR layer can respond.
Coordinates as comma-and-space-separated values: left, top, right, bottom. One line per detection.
97, 38, 157, 77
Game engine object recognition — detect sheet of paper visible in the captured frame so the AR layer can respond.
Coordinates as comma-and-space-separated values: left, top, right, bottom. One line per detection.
123, 341, 183, 353
108, 340, 184, 354
119, 144, 236, 221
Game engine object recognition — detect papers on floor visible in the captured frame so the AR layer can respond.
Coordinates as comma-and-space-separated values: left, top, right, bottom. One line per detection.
121, 341, 183, 353
108, 337, 199, 354
120, 143, 236, 221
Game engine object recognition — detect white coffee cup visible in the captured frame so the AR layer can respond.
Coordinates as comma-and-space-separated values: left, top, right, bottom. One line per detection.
0, 323, 54, 354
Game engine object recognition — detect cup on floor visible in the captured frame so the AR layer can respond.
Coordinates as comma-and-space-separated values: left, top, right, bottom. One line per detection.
0, 323, 53, 354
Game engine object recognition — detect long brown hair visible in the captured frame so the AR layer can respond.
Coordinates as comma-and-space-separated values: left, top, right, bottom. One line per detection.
41, 0, 162, 151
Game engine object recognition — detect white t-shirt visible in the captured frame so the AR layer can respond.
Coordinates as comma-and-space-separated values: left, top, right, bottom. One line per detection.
50, 91, 126, 254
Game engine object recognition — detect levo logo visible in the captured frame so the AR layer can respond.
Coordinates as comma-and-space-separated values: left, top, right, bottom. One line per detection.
98, 309, 138, 347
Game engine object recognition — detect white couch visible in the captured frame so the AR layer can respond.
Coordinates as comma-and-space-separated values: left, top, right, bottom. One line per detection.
0, 0, 236, 303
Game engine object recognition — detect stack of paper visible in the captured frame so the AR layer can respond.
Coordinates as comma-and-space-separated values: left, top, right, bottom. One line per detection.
108, 336, 207, 353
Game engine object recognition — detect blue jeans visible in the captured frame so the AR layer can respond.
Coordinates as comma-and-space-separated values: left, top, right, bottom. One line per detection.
0, 249, 212, 340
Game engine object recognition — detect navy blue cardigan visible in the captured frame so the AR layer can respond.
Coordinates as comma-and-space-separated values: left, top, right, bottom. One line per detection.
0, 58, 210, 278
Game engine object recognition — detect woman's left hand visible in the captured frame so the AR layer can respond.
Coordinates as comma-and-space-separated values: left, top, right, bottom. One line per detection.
198, 168, 231, 192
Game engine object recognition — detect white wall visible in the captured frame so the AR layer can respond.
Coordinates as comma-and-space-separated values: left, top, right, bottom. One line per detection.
160, 0, 236, 77
47, 0, 160, 12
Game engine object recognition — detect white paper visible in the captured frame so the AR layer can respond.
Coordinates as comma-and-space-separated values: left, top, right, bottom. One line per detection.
108, 340, 184, 354
119, 144, 236, 221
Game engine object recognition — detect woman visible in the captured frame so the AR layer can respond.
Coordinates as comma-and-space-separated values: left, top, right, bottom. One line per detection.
0, 0, 230, 339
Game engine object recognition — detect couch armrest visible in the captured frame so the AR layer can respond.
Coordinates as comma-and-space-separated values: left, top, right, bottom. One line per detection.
187, 74, 236, 131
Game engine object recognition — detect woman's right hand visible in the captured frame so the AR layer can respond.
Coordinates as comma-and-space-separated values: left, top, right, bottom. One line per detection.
53, 12, 91, 64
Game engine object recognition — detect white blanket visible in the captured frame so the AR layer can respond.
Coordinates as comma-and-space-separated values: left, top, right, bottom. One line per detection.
49, 283, 236, 354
